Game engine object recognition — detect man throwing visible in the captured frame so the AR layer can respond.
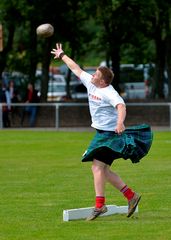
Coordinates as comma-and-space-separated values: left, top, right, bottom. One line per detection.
51, 43, 152, 220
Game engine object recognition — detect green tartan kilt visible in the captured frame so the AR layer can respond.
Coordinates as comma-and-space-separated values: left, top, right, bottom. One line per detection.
81, 124, 153, 165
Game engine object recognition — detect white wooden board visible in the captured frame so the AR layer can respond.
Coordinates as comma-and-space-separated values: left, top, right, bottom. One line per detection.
63, 204, 138, 221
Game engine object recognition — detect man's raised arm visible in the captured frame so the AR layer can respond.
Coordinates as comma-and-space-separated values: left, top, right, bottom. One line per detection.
51, 43, 83, 78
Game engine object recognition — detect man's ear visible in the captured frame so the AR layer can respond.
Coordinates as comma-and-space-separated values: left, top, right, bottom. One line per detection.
100, 79, 107, 86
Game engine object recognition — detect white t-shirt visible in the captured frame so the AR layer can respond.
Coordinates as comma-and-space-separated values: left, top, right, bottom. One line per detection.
80, 71, 125, 131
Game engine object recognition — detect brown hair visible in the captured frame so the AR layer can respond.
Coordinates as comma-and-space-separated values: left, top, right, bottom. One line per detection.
98, 66, 114, 85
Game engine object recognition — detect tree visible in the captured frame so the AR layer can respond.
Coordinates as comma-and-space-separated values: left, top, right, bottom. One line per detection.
24, 0, 93, 101
0, 1, 22, 79
142, 0, 168, 99
53, 0, 96, 99
135, 0, 171, 99
164, 0, 171, 99
95, 0, 153, 93
1, 0, 170, 102
95, 0, 171, 99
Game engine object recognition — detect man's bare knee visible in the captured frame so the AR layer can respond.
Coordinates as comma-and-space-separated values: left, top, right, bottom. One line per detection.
92, 159, 107, 174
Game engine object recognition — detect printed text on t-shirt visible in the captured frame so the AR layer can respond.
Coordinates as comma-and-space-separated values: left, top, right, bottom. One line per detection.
89, 93, 101, 101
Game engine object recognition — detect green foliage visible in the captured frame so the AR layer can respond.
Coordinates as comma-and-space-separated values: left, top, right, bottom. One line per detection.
121, 39, 155, 64
0, 130, 171, 240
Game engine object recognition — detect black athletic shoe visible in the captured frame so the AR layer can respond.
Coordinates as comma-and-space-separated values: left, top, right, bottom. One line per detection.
86, 205, 108, 221
127, 192, 141, 218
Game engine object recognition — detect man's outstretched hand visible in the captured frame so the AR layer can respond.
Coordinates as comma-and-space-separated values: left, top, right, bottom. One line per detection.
51, 43, 64, 59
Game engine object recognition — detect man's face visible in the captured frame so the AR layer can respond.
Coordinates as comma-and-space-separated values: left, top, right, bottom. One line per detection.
91, 70, 103, 87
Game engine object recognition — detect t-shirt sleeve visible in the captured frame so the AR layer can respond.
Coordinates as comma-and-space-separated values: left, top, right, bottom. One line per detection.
80, 71, 92, 88
110, 94, 125, 108
104, 87, 125, 108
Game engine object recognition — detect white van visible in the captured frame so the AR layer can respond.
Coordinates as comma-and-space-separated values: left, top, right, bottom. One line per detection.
47, 81, 78, 101
47, 82, 67, 101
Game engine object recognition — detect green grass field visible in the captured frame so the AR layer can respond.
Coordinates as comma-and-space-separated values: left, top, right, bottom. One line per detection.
0, 130, 171, 240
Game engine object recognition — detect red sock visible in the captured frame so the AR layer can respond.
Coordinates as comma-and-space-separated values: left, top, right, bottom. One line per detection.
95, 196, 105, 208
120, 185, 134, 201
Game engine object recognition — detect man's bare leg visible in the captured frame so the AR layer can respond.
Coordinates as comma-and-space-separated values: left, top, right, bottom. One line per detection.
86, 159, 108, 220
104, 166, 126, 190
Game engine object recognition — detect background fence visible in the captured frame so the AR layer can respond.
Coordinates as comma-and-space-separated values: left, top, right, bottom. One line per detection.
0, 102, 171, 129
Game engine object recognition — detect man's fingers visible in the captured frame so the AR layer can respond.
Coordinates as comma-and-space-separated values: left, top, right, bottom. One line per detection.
51, 49, 57, 53
56, 42, 62, 49
51, 43, 63, 58
115, 128, 124, 135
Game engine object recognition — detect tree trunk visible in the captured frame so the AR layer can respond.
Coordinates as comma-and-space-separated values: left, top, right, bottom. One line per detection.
40, 39, 52, 102
0, 23, 15, 79
65, 48, 76, 99
166, 36, 171, 100
27, 22, 38, 86
151, 31, 165, 99
110, 45, 121, 94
